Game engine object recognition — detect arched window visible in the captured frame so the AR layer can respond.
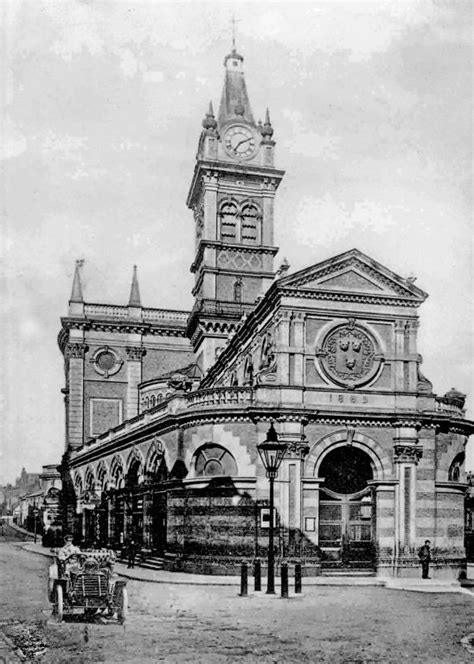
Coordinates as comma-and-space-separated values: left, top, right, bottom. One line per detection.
234, 279, 242, 302
145, 397, 149, 410
241, 204, 259, 244
219, 202, 238, 242
150, 395, 156, 408
449, 452, 465, 482
194, 444, 237, 477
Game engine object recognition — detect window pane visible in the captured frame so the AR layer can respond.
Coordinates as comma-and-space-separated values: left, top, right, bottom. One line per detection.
319, 524, 342, 543
319, 504, 341, 521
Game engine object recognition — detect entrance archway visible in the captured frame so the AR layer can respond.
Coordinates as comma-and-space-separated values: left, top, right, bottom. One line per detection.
318, 446, 375, 568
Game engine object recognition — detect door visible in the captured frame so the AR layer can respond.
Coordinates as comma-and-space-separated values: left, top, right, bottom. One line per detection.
319, 491, 374, 567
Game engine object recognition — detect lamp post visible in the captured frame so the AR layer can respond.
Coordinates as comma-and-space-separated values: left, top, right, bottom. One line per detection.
257, 423, 287, 594
32, 505, 39, 544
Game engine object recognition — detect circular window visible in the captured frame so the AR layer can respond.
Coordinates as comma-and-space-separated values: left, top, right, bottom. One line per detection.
97, 351, 115, 372
91, 347, 123, 378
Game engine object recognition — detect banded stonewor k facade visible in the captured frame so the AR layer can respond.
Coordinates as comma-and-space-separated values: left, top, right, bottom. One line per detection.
58, 44, 473, 577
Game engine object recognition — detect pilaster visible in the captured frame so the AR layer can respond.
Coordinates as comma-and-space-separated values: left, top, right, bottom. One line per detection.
126, 345, 146, 419
65, 341, 88, 449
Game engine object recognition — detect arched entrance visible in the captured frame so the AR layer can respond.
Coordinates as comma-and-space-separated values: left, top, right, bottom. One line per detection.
318, 446, 375, 569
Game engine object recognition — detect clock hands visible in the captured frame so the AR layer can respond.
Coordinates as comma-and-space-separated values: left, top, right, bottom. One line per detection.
233, 136, 252, 152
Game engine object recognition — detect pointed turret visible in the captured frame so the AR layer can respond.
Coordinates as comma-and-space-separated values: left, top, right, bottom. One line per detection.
218, 47, 255, 128
68, 260, 84, 316
261, 108, 274, 141
128, 265, 142, 307
202, 101, 218, 133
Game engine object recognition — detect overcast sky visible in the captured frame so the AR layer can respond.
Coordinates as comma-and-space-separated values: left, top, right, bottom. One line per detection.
1, 0, 472, 484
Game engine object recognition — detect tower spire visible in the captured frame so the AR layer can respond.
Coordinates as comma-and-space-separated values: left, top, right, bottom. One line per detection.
128, 265, 142, 307
218, 27, 254, 128
70, 259, 84, 303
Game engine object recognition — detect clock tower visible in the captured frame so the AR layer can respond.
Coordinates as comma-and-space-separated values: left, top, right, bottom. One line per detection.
186, 46, 285, 372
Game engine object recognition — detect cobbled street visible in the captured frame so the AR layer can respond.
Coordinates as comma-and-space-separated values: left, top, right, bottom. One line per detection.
1, 528, 473, 663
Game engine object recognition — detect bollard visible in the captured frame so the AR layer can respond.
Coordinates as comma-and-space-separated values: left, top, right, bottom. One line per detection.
240, 562, 248, 597
295, 563, 302, 594
280, 562, 289, 598
254, 559, 261, 592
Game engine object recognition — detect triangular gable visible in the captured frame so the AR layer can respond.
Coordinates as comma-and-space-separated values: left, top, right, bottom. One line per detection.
278, 248, 427, 302
316, 268, 384, 292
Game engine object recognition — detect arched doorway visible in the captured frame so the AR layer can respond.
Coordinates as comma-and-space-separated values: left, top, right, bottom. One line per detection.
318, 446, 375, 569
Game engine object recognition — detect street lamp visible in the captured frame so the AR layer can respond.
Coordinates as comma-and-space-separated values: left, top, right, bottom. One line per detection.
257, 422, 287, 594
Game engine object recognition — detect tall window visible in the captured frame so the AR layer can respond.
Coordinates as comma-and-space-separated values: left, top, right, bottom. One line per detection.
219, 202, 237, 242
241, 204, 259, 244
194, 444, 237, 477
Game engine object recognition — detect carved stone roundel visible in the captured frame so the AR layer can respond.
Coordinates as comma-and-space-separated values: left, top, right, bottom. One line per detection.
319, 324, 377, 388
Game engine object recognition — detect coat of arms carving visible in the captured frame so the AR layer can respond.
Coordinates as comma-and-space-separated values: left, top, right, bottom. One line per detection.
316, 321, 383, 388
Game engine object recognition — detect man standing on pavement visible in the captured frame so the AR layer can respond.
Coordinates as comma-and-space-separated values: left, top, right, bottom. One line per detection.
418, 539, 432, 579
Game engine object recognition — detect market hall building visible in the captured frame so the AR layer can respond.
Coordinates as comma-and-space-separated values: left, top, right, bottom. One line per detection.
58, 46, 473, 577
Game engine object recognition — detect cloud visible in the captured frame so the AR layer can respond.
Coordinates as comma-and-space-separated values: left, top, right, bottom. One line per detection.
1, 116, 27, 160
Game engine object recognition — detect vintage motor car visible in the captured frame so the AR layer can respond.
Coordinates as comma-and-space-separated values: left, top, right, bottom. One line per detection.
48, 549, 127, 622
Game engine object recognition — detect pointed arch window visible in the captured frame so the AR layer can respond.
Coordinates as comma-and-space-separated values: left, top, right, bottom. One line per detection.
219, 202, 238, 242
241, 204, 259, 244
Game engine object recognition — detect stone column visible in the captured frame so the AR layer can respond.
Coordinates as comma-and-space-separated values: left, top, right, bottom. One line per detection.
126, 346, 146, 419
393, 427, 422, 553
291, 312, 305, 387
279, 424, 310, 555
65, 341, 88, 449
393, 320, 406, 392
276, 311, 291, 385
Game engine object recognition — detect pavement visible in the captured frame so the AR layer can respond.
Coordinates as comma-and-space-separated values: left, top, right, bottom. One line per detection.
14, 541, 473, 594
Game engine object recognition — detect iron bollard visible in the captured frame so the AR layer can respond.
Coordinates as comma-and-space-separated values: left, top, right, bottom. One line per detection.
281, 562, 289, 598
254, 559, 261, 591
240, 562, 248, 596
295, 563, 302, 594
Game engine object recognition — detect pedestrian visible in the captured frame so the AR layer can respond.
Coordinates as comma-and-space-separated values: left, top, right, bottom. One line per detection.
417, 539, 432, 579
127, 536, 137, 568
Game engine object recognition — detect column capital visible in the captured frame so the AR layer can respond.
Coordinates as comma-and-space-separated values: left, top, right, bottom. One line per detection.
126, 346, 147, 361
65, 342, 88, 359
393, 444, 423, 465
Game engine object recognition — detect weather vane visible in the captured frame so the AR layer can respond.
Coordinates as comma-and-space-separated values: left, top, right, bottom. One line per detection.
231, 15, 240, 51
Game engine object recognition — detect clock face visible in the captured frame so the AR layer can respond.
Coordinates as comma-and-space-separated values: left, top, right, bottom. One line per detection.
223, 125, 257, 159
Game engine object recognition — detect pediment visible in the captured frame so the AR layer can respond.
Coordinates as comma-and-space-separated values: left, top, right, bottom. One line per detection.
278, 249, 427, 302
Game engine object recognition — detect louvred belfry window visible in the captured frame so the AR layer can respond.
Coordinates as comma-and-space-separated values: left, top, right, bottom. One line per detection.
241, 204, 259, 244
220, 202, 237, 242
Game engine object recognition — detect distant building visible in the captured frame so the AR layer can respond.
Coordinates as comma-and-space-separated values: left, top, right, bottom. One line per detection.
0, 467, 41, 515
58, 45, 473, 576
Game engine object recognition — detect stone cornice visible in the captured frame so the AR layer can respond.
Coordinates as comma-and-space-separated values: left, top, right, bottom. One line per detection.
59, 316, 188, 341
191, 240, 278, 274
278, 287, 421, 307
186, 159, 285, 209
66, 398, 474, 469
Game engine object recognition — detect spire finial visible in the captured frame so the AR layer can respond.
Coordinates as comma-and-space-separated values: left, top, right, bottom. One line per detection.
70, 259, 84, 303
261, 107, 274, 140
128, 264, 142, 307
